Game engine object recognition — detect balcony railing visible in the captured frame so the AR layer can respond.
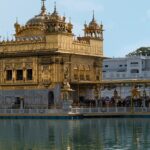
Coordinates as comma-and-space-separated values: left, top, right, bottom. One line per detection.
0, 107, 149, 115
0, 109, 70, 114
70, 107, 150, 114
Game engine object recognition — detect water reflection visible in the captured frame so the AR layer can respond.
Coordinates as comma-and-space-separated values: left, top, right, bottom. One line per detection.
0, 119, 149, 150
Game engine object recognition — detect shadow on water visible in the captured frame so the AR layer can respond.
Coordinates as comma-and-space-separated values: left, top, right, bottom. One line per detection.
0, 118, 149, 150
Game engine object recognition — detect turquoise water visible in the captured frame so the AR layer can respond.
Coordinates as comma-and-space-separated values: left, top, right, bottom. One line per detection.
0, 119, 150, 150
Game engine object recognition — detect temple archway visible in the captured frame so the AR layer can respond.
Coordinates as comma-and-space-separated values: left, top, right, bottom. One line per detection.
48, 91, 54, 108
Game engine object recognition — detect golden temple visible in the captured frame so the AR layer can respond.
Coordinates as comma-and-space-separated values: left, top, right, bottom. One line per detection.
0, 0, 104, 108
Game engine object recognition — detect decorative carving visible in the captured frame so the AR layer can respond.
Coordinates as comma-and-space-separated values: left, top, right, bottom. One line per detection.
64, 65, 69, 80
26, 63, 33, 69
42, 79, 51, 87
40, 57, 53, 65
41, 65, 50, 84
94, 85, 100, 99
5, 64, 13, 70
14, 64, 23, 69
42, 65, 49, 71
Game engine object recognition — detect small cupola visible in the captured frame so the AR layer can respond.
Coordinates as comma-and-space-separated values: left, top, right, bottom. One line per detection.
84, 11, 104, 40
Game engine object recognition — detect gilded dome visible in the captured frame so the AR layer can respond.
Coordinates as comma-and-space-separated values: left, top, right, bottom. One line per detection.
26, 1, 63, 26
26, 15, 47, 26
88, 15, 100, 30
26, 0, 47, 26
83, 11, 103, 39
14, 0, 73, 38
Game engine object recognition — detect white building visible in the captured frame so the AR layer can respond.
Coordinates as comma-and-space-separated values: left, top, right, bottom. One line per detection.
103, 56, 150, 80
102, 56, 150, 98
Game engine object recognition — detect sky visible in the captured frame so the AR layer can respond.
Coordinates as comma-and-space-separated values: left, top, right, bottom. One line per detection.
0, 0, 150, 57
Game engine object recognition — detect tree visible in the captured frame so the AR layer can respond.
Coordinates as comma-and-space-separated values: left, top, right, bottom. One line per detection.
126, 47, 150, 56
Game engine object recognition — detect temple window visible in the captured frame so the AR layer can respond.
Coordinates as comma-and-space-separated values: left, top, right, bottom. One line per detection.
16, 70, 23, 80
79, 65, 85, 80
6, 70, 12, 81
74, 74, 78, 80
80, 74, 84, 80
86, 75, 90, 80
85, 65, 90, 80
27, 69, 33, 80
74, 65, 79, 80
96, 76, 100, 81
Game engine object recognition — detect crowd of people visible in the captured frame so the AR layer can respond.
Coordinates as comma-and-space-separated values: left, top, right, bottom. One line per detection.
78, 96, 150, 108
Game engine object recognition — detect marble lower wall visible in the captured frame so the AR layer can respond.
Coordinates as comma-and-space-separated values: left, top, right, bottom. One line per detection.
0, 89, 55, 109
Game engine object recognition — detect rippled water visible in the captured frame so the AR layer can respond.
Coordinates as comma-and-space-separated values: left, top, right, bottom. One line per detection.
0, 118, 150, 150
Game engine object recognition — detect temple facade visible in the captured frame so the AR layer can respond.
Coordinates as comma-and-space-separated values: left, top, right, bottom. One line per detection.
0, 1, 104, 108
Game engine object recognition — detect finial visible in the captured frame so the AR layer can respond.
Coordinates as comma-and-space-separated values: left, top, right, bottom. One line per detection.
100, 21, 103, 29
7, 37, 9, 42
63, 12, 66, 21
16, 17, 18, 24
15, 17, 20, 26
41, 0, 46, 15
6, 33, 9, 41
63, 12, 66, 17
54, 1, 57, 13
92, 10, 95, 21
84, 21, 87, 28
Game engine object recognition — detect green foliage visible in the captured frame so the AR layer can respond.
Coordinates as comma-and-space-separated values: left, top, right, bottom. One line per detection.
126, 47, 150, 56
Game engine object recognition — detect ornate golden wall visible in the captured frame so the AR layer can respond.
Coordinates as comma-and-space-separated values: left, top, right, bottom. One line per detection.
0, 33, 103, 90
0, 1, 104, 106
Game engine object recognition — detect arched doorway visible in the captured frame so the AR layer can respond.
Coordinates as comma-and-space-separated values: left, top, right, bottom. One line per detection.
48, 91, 54, 108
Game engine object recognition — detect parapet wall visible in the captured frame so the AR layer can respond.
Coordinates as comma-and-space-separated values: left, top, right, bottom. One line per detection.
0, 34, 103, 57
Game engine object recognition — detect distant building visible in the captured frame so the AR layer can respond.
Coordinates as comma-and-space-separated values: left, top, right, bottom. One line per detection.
102, 56, 150, 98
103, 56, 150, 80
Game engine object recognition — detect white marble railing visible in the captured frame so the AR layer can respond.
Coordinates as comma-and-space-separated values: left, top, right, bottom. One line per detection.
0, 109, 70, 114
71, 107, 150, 114
0, 107, 149, 115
